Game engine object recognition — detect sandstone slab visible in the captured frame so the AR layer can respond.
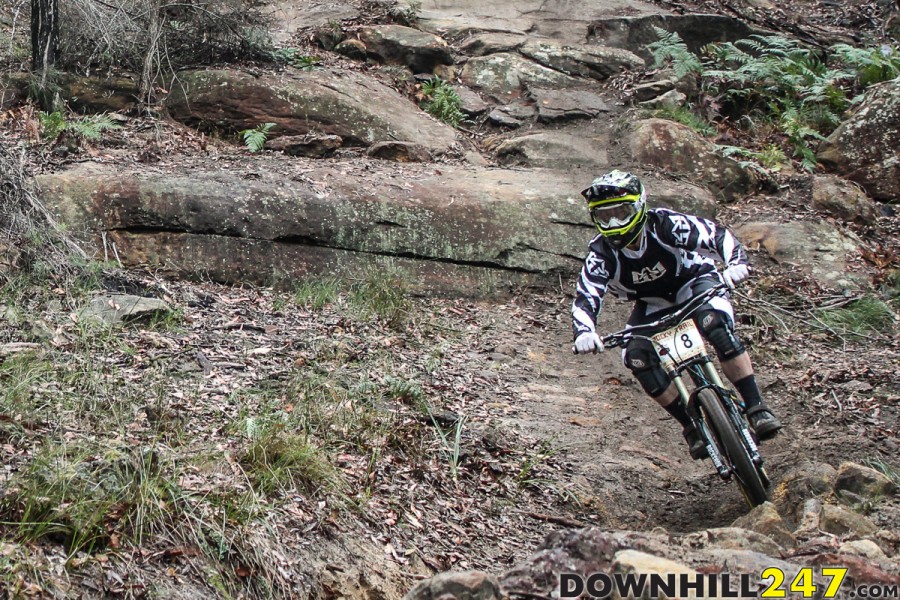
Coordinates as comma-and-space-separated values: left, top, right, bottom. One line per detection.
165, 68, 458, 154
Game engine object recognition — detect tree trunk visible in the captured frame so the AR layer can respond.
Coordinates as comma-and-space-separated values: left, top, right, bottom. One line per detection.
30, 0, 58, 72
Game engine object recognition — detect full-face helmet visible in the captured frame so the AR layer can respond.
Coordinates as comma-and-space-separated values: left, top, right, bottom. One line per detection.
581, 170, 648, 249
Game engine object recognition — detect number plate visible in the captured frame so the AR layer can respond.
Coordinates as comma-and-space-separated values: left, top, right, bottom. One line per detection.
651, 320, 705, 366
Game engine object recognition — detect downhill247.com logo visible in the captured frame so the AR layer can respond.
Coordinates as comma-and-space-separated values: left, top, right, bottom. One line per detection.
560, 568, 900, 599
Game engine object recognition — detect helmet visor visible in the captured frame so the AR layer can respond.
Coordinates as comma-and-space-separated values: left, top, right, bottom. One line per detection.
582, 184, 634, 202
590, 201, 638, 230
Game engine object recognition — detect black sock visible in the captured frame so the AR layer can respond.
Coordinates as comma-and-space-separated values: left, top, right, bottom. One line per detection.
663, 399, 693, 429
734, 374, 763, 410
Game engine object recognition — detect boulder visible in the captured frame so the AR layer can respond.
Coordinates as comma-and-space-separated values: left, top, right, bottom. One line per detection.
633, 79, 677, 103
771, 463, 836, 523
403, 571, 501, 600
460, 53, 582, 97
453, 85, 490, 115
731, 502, 796, 549
528, 87, 612, 122
686, 527, 785, 555
587, 14, 760, 61
335, 38, 367, 60
459, 32, 528, 57
486, 108, 526, 128
627, 118, 758, 202
495, 132, 607, 171
638, 89, 687, 110
355, 24, 453, 73
266, 134, 342, 157
2, 72, 139, 113
811, 175, 881, 224
164, 68, 458, 155
833, 462, 897, 500
36, 161, 592, 297
79, 294, 172, 326
818, 79, 900, 202
518, 40, 644, 80
499, 529, 672, 595
734, 222, 865, 289
819, 504, 879, 537
612, 549, 697, 591
838, 540, 889, 561
366, 141, 432, 162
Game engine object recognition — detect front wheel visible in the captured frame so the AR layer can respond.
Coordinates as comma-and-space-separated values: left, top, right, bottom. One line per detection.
698, 388, 769, 507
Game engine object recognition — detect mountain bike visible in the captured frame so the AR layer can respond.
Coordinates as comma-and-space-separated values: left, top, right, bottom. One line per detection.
600, 284, 770, 507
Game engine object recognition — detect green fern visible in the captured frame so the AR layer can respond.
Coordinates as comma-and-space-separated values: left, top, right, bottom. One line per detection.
39, 111, 67, 141
831, 43, 900, 87
420, 77, 464, 128
719, 143, 787, 171
272, 48, 322, 70
240, 122, 275, 153
644, 32, 897, 172
39, 112, 121, 142
647, 27, 703, 79
68, 114, 121, 141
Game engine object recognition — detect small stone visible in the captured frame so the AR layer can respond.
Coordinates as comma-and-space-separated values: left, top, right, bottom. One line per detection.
335, 39, 367, 60
366, 141, 432, 163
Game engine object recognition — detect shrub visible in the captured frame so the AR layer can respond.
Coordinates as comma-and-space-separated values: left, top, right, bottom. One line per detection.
272, 48, 322, 70
645, 30, 900, 172
58, 0, 273, 101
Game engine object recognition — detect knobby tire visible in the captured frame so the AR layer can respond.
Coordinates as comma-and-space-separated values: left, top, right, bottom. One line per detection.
698, 388, 769, 507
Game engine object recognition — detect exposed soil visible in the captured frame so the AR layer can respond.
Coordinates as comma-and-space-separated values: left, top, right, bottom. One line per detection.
0, 0, 898, 597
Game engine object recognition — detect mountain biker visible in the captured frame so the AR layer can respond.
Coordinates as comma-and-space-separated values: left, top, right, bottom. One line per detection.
571, 170, 782, 459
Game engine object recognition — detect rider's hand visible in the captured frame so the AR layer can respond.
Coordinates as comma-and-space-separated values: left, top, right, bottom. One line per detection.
574, 332, 604, 354
722, 264, 750, 290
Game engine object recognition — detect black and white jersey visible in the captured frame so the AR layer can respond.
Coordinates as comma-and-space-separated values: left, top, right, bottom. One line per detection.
572, 208, 747, 337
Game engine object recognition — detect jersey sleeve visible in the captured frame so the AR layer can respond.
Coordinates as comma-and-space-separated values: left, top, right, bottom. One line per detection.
655, 210, 747, 266
571, 249, 610, 339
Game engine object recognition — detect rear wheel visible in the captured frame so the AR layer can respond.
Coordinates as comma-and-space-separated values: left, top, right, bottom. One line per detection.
698, 388, 769, 507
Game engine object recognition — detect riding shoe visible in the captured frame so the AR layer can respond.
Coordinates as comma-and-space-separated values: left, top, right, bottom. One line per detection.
746, 405, 782, 440
683, 425, 709, 460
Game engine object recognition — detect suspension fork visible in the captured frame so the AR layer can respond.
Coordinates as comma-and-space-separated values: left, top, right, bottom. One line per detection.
668, 361, 736, 477
699, 361, 765, 467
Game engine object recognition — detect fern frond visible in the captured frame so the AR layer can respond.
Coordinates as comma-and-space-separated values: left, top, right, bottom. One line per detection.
39, 111, 67, 141
240, 122, 275, 153
421, 77, 463, 127
68, 114, 121, 141
647, 27, 702, 78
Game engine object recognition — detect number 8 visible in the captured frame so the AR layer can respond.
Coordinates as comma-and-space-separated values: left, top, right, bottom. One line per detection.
680, 333, 693, 348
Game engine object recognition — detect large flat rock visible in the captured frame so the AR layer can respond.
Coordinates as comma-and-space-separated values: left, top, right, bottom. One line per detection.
165, 68, 459, 155
416, 0, 666, 44
36, 159, 718, 296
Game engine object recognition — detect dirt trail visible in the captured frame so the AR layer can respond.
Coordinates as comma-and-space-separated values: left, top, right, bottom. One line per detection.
473, 289, 896, 536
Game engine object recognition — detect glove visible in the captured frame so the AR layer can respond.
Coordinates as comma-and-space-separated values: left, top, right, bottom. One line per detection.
574, 331, 604, 354
722, 263, 750, 290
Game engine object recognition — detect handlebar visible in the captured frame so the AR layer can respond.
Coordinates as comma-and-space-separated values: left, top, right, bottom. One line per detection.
600, 283, 729, 350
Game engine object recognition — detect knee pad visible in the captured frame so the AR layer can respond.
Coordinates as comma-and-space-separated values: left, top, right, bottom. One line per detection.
695, 308, 745, 361
624, 339, 670, 397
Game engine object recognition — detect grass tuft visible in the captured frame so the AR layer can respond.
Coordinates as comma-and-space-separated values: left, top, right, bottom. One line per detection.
293, 276, 340, 311
350, 269, 412, 328
242, 432, 340, 496
817, 295, 897, 336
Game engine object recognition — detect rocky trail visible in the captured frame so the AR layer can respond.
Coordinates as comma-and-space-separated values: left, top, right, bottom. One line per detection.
0, 0, 898, 597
